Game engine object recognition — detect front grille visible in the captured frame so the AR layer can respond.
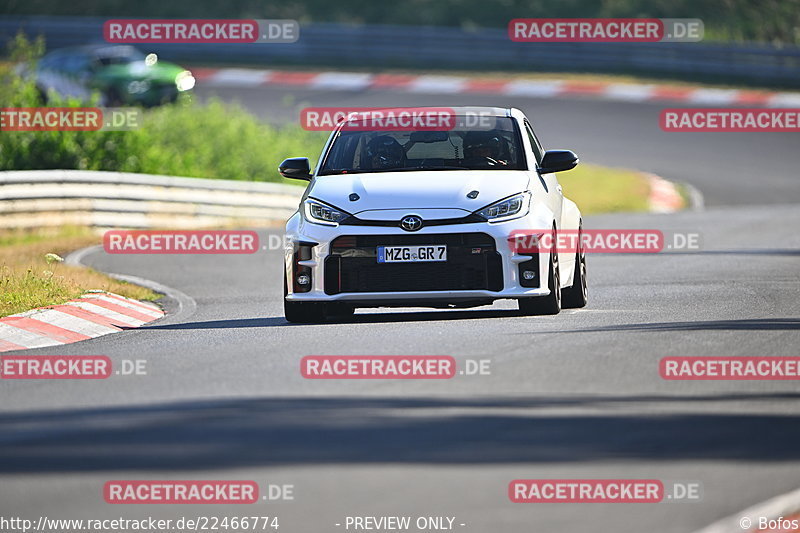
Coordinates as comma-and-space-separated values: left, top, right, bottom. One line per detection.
324, 233, 503, 294
338, 213, 485, 228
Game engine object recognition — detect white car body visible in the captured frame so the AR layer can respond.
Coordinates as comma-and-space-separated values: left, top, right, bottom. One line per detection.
282, 107, 586, 321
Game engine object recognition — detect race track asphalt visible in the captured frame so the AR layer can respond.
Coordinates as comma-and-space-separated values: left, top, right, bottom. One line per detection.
1, 84, 798, 533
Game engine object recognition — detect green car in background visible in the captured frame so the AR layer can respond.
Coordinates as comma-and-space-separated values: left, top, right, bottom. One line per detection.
31, 44, 195, 106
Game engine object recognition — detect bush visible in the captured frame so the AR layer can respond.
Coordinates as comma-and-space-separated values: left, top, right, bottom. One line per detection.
122, 101, 329, 181
0, 34, 328, 182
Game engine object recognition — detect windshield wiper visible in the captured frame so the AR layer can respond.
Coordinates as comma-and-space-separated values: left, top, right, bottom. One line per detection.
318, 166, 466, 175
394, 166, 465, 171
317, 169, 361, 175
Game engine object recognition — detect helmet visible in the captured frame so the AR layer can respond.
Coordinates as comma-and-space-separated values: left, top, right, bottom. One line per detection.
365, 135, 406, 170
463, 130, 509, 161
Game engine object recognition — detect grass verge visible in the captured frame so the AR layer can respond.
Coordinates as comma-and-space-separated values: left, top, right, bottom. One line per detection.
559, 163, 653, 215
0, 227, 160, 318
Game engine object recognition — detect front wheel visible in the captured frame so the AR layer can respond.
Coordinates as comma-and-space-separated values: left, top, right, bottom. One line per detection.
562, 225, 587, 309
104, 88, 124, 106
518, 246, 561, 316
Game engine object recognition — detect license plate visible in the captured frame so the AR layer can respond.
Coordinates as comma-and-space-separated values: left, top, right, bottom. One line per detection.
377, 245, 447, 263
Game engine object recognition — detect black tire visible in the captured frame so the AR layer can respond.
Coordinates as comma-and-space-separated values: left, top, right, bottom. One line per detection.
105, 88, 124, 107
562, 224, 587, 309
518, 235, 561, 316
283, 277, 325, 323
36, 86, 49, 104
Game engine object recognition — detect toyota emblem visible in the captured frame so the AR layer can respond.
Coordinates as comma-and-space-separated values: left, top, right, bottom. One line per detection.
400, 215, 423, 232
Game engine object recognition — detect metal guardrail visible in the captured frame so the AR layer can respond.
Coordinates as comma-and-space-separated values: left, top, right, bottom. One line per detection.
0, 170, 303, 229
1, 16, 799, 86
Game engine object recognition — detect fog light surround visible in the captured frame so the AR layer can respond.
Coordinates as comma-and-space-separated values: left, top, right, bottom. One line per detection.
518, 255, 540, 288
293, 242, 315, 293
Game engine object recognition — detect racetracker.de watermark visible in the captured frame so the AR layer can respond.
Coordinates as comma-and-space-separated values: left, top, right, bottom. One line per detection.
301, 356, 458, 379
300, 106, 511, 132
103, 230, 259, 254
0, 356, 147, 379
0, 356, 111, 379
104, 481, 259, 504
509, 480, 702, 503
104, 19, 299, 43
661, 108, 800, 132
509, 480, 664, 503
660, 357, 800, 380
0, 107, 141, 131
509, 18, 703, 43
508, 229, 702, 254
301, 107, 457, 131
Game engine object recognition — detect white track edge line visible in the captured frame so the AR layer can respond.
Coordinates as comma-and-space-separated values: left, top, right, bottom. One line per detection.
65, 245, 197, 324
692, 487, 800, 533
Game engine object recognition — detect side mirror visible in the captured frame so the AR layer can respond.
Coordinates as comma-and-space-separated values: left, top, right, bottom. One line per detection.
538, 150, 579, 174
279, 157, 312, 181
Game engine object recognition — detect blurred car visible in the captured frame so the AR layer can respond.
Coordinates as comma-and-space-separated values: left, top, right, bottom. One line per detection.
28, 44, 195, 106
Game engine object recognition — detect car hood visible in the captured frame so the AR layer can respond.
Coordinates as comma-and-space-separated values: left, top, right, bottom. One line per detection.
98, 61, 186, 83
309, 170, 532, 215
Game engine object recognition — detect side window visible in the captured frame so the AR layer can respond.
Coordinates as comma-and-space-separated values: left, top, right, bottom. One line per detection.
61, 55, 79, 75
39, 53, 63, 72
39, 54, 54, 69
523, 120, 544, 165
73, 54, 91, 76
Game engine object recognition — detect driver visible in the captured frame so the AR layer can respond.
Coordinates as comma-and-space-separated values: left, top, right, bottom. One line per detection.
365, 135, 406, 170
462, 130, 509, 165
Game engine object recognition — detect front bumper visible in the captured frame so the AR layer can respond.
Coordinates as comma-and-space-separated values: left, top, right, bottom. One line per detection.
284, 215, 553, 304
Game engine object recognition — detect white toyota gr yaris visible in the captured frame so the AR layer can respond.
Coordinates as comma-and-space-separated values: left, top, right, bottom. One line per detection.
280, 106, 587, 323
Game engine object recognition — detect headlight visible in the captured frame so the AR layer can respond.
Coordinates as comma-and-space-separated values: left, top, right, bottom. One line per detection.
175, 70, 196, 92
303, 198, 350, 226
475, 192, 531, 221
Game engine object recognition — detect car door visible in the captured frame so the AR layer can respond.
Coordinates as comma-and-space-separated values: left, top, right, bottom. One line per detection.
41, 51, 94, 101
65, 53, 95, 101
523, 118, 563, 224
35, 53, 65, 98
523, 118, 571, 273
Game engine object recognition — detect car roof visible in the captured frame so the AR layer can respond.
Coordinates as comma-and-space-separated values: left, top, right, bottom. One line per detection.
334, 106, 513, 117
332, 106, 526, 133
419, 107, 528, 122
336, 106, 520, 123
446, 106, 511, 117
45, 44, 142, 58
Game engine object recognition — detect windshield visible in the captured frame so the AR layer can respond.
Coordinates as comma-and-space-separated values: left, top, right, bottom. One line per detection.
93, 47, 146, 66
318, 116, 527, 175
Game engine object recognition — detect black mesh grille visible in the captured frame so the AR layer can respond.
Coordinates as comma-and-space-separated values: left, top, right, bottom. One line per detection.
325, 233, 503, 294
